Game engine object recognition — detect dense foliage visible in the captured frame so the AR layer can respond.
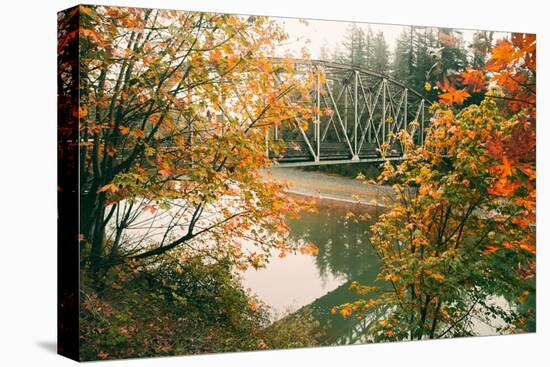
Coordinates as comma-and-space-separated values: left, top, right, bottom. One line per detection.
333, 33, 535, 341
80, 256, 322, 360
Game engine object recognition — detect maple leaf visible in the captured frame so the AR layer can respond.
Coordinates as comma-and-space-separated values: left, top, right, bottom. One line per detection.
488, 178, 521, 197
436, 79, 470, 106
158, 168, 173, 177
119, 125, 130, 135
97, 183, 118, 193
460, 67, 486, 93
133, 129, 145, 138
482, 245, 500, 255
438, 89, 470, 106
485, 40, 518, 72
209, 48, 222, 63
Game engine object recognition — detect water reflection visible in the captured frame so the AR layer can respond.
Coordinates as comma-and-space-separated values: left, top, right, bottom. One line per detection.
287, 200, 381, 282
242, 198, 384, 344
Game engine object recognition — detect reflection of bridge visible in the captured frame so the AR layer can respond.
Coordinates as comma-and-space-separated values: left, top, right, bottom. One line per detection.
268, 59, 430, 167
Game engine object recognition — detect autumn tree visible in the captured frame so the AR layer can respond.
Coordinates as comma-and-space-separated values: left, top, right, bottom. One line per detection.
73, 5, 318, 276
334, 33, 535, 340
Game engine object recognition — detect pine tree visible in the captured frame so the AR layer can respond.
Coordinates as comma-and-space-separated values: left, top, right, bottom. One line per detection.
392, 27, 416, 84
370, 31, 390, 74
470, 30, 494, 68
338, 24, 368, 67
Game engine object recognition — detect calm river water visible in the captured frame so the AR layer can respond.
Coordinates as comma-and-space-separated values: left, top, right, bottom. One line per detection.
242, 198, 384, 344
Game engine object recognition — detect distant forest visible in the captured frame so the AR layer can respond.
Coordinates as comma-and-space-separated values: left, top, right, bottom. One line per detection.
318, 25, 494, 93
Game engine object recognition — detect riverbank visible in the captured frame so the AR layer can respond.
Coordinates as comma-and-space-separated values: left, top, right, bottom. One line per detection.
262, 167, 395, 207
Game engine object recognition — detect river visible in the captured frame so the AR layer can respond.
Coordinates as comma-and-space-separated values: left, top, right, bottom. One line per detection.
242, 167, 517, 345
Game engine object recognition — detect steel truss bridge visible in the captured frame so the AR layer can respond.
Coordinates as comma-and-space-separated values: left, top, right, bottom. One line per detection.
268, 59, 431, 167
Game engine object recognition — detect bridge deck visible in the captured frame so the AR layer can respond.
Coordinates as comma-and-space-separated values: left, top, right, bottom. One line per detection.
269, 141, 404, 167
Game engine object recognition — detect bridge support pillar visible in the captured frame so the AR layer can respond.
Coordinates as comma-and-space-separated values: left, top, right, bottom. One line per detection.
351, 155, 360, 162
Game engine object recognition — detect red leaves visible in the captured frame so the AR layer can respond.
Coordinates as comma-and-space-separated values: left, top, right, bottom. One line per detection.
133, 129, 145, 138
488, 178, 521, 197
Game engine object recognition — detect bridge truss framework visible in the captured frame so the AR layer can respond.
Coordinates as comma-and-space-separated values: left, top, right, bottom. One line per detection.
268, 59, 431, 167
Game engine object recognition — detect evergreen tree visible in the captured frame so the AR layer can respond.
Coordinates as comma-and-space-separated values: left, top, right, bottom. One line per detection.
338, 24, 368, 67
392, 27, 416, 85
413, 27, 439, 90
437, 28, 470, 80
470, 30, 494, 68
370, 31, 390, 74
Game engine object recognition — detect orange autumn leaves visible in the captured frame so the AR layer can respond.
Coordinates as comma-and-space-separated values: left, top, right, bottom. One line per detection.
435, 33, 536, 255
435, 33, 535, 108
436, 79, 471, 106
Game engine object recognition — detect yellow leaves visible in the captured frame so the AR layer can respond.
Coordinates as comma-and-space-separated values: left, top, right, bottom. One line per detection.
424, 82, 432, 92
299, 241, 319, 256
339, 303, 354, 318
97, 183, 118, 193
249, 300, 259, 312
79, 105, 90, 118
519, 241, 536, 255
349, 281, 376, 296
517, 290, 530, 304
123, 48, 134, 58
